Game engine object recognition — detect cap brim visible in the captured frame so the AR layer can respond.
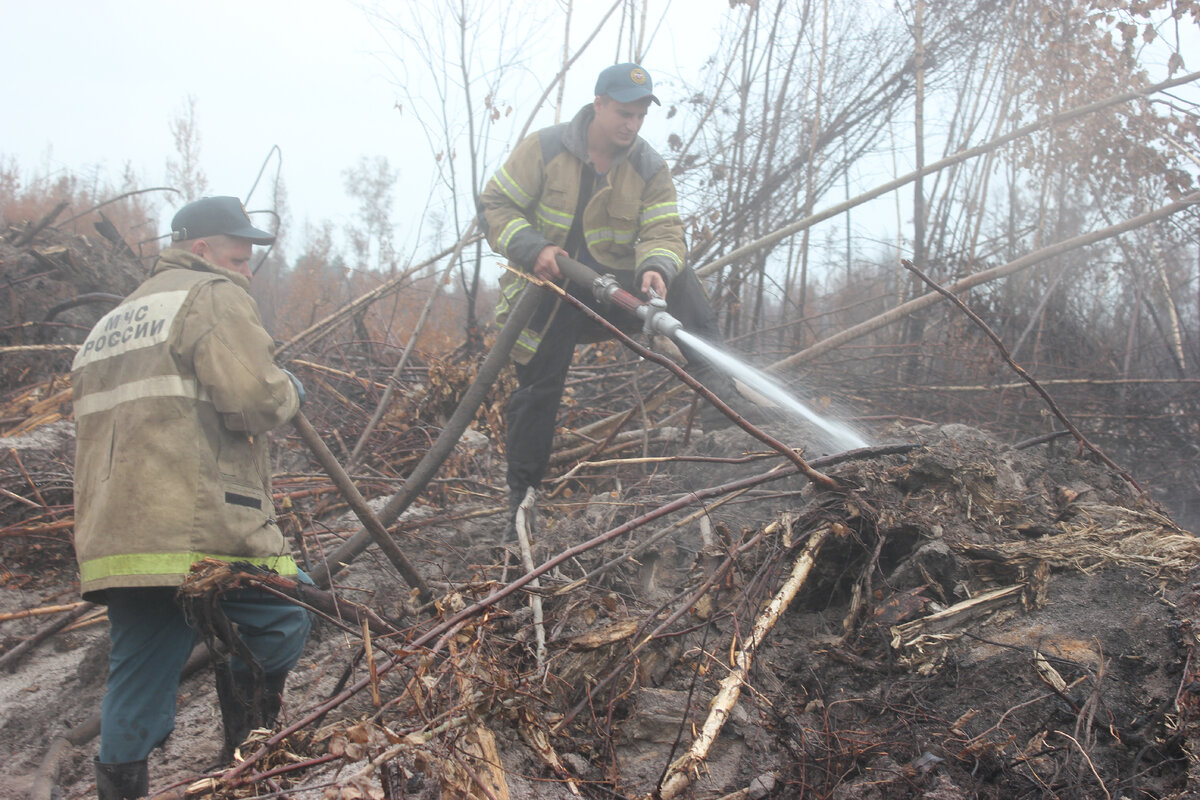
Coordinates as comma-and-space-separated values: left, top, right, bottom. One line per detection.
226, 222, 276, 245
607, 88, 661, 105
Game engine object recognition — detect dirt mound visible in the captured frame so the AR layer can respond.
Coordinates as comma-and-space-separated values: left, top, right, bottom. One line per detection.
493, 422, 1199, 799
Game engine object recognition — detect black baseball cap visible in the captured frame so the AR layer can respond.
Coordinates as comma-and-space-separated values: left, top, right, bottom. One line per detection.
595, 63, 660, 106
170, 196, 275, 245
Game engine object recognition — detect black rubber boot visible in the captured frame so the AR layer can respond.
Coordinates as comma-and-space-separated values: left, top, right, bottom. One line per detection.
689, 363, 736, 397
689, 366, 772, 429
262, 670, 287, 728
94, 757, 148, 800
215, 666, 289, 761
215, 665, 251, 762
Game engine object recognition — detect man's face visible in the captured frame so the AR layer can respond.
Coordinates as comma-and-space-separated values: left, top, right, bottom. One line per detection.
592, 96, 653, 151
195, 235, 254, 279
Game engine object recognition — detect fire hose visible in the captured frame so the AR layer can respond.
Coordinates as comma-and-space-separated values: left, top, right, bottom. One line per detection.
305, 255, 689, 591
305, 277, 544, 589
553, 254, 685, 339
307, 254, 846, 592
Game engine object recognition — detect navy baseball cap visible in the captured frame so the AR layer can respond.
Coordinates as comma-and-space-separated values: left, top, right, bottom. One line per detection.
595, 63, 660, 106
171, 196, 275, 245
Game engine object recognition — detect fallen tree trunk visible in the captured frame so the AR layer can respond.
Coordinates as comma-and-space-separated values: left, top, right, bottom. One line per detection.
292, 410, 433, 605
0, 601, 94, 672
308, 282, 544, 587
770, 191, 1200, 372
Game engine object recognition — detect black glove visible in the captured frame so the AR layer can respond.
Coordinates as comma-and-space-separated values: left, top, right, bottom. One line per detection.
281, 369, 305, 405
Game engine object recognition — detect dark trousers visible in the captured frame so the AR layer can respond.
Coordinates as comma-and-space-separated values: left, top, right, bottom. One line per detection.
99, 583, 311, 763
505, 266, 722, 493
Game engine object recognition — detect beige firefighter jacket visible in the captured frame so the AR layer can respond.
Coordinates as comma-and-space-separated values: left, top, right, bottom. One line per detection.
71, 248, 300, 600
480, 103, 686, 363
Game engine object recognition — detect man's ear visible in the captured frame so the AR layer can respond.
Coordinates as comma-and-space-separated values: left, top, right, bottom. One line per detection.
189, 239, 207, 257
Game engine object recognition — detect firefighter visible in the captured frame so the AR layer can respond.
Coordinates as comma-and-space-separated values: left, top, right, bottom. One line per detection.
72, 196, 310, 799
480, 63, 757, 536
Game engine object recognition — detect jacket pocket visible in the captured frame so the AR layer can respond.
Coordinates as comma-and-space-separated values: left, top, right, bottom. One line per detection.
215, 434, 272, 520
603, 199, 638, 260
76, 420, 117, 483
606, 198, 638, 221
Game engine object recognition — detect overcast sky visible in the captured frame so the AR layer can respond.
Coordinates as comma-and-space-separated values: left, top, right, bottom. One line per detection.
1, 0, 407, 243
0, 0, 716, 259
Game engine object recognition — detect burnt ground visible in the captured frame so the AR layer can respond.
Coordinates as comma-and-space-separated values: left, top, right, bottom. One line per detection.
3, 415, 1200, 800
3, 227, 1200, 799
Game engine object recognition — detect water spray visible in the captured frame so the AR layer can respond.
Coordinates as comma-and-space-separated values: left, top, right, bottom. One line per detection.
555, 254, 869, 451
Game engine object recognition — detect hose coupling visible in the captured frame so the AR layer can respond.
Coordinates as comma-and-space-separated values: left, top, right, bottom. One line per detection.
591, 274, 621, 305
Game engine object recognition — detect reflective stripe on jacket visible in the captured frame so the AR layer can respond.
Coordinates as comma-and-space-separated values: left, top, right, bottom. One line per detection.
72, 248, 300, 600
480, 103, 685, 363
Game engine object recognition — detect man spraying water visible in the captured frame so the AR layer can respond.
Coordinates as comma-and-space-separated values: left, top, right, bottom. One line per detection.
480, 62, 765, 538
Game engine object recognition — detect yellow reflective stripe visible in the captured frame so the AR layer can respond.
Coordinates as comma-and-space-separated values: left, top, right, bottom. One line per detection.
495, 275, 526, 317
493, 167, 533, 207
643, 248, 683, 269
515, 330, 541, 354
501, 278, 526, 299
80, 551, 298, 583
535, 203, 572, 233
74, 375, 210, 419
584, 229, 607, 247
498, 218, 533, 253
640, 201, 679, 227
585, 226, 635, 247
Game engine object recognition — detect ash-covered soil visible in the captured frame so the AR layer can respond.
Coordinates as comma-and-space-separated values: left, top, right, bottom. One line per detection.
3, 418, 1200, 800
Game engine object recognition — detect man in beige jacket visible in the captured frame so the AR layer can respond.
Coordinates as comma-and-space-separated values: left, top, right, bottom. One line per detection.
481, 63, 754, 537
72, 196, 308, 799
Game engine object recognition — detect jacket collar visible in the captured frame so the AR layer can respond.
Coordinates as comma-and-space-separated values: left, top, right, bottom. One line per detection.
564, 103, 637, 172
153, 247, 251, 291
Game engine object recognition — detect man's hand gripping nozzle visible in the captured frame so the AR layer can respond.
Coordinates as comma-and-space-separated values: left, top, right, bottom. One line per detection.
586, 268, 684, 340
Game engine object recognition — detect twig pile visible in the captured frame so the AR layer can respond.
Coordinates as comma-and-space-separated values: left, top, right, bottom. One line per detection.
2, 225, 1200, 800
